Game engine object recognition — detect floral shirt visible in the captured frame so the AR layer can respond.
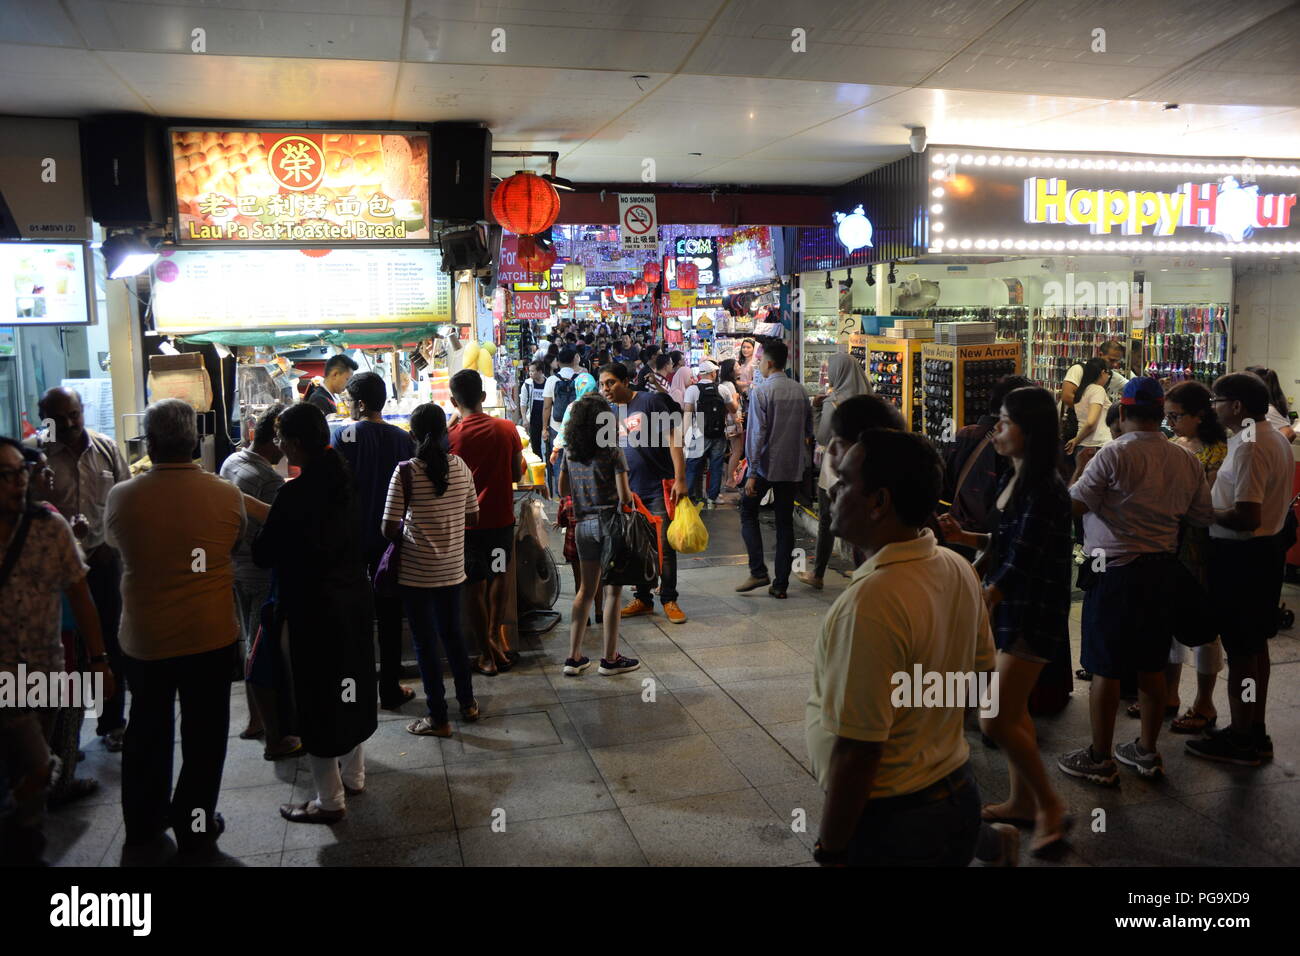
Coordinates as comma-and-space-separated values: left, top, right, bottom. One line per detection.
0, 506, 87, 674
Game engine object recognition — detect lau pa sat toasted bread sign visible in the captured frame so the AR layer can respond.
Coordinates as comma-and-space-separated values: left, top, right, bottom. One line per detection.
171, 129, 430, 243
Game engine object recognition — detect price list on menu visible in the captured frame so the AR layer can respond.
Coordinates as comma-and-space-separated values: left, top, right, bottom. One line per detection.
152, 248, 452, 333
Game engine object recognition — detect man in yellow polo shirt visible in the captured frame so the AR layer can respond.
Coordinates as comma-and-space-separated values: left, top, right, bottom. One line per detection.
104, 398, 246, 856
806, 429, 1002, 866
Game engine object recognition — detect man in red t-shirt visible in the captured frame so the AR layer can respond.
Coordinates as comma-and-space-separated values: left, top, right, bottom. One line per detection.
448, 370, 526, 676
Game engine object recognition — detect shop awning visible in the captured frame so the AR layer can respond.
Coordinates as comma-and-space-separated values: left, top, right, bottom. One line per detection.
176, 325, 449, 349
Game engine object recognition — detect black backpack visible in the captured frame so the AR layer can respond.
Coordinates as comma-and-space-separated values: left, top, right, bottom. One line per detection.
696, 382, 727, 440
552, 373, 578, 423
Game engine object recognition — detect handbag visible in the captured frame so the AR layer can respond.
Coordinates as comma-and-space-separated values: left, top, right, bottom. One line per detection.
600, 494, 662, 588
1171, 557, 1218, 648
372, 461, 413, 598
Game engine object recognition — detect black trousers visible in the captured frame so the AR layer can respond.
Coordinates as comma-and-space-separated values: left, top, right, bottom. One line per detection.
86, 549, 126, 734
366, 550, 406, 697
121, 643, 233, 847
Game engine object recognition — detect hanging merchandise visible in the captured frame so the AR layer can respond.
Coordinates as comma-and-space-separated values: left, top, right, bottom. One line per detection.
677, 261, 699, 290
491, 171, 561, 258
561, 262, 587, 292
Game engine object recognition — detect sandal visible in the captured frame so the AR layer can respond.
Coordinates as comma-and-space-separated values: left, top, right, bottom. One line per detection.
980, 805, 1034, 827
280, 802, 345, 825
473, 661, 499, 677
1075, 669, 1092, 682
460, 700, 480, 722
1030, 815, 1074, 858
1170, 709, 1217, 734
406, 716, 453, 738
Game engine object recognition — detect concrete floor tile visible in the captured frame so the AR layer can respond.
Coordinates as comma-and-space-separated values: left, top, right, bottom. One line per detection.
764, 720, 814, 774
282, 830, 462, 867
359, 713, 449, 773
446, 749, 615, 827
282, 765, 454, 850
456, 711, 563, 755
687, 640, 812, 684
719, 675, 812, 726
1067, 798, 1284, 866
1175, 779, 1300, 864
710, 725, 813, 787
621, 789, 812, 866
459, 810, 646, 866
45, 801, 123, 867
589, 734, 750, 808
671, 686, 761, 733
563, 690, 701, 749
757, 776, 825, 852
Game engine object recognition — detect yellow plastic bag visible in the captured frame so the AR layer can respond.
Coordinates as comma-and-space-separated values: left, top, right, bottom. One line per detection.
666, 497, 709, 554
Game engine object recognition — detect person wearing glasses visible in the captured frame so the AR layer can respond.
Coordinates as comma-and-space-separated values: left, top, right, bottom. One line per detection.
0, 436, 114, 864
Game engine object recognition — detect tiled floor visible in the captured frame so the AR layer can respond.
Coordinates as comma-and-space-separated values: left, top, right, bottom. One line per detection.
42, 501, 1300, 866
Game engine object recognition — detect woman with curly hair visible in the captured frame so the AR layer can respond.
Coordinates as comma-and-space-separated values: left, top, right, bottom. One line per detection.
558, 394, 637, 677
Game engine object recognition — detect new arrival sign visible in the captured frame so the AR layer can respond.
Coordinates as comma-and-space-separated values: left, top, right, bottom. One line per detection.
927, 148, 1300, 254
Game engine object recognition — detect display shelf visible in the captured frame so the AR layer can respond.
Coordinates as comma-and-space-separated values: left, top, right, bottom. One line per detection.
1027, 310, 1131, 391
863, 334, 930, 432
1142, 304, 1229, 385
921, 341, 1024, 442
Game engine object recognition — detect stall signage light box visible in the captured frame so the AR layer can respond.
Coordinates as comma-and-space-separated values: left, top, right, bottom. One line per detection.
150, 247, 451, 333
1, 242, 92, 325
927, 149, 1300, 255
833, 205, 874, 252
170, 128, 431, 243
673, 236, 718, 287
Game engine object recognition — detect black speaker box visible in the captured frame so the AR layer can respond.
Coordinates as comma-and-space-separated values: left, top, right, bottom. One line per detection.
429, 123, 492, 223
82, 117, 166, 227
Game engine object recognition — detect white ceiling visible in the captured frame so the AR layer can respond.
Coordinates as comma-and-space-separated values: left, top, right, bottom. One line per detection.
1, 0, 1298, 186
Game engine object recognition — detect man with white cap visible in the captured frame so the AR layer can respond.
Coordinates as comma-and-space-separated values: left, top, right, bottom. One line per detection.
683, 359, 739, 509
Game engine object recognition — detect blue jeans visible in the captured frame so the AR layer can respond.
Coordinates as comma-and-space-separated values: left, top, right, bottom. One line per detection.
848, 763, 983, 866
686, 437, 728, 502
401, 584, 475, 724
739, 470, 797, 589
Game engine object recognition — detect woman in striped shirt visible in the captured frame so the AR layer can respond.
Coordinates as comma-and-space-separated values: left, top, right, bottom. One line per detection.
382, 403, 480, 738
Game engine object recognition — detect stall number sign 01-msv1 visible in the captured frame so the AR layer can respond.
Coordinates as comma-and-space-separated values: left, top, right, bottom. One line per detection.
619, 194, 658, 251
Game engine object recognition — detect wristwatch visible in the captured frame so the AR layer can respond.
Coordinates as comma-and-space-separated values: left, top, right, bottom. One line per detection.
813, 840, 850, 866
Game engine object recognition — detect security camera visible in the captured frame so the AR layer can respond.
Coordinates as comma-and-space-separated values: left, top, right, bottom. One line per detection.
909, 126, 927, 154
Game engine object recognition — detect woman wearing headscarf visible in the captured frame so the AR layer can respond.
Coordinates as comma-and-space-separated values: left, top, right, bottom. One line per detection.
796, 350, 872, 590
252, 404, 378, 825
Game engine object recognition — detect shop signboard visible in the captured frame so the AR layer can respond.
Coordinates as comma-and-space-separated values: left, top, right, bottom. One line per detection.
170, 128, 431, 243
672, 235, 717, 287
800, 281, 838, 314
150, 247, 451, 333
718, 226, 776, 287
0, 118, 90, 240
668, 289, 697, 311
1, 242, 92, 326
929, 148, 1300, 254
618, 193, 658, 251
512, 292, 550, 323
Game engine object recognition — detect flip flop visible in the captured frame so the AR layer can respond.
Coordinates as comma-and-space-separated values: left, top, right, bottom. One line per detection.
1030, 815, 1075, 859
980, 805, 1034, 828
1170, 710, 1217, 734
473, 662, 499, 677
406, 717, 453, 738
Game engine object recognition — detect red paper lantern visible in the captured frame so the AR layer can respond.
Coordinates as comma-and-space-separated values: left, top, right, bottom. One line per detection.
519, 240, 557, 275
491, 171, 560, 241
676, 261, 699, 290
633, 279, 648, 297
642, 261, 661, 283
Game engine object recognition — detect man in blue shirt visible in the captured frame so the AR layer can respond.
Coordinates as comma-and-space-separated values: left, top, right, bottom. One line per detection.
737, 341, 812, 599
330, 372, 415, 709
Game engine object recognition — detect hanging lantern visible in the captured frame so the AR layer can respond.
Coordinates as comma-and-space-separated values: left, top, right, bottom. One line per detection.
642, 261, 661, 283
519, 240, 556, 275
633, 279, 648, 297
677, 261, 699, 290
491, 171, 561, 256
561, 262, 586, 292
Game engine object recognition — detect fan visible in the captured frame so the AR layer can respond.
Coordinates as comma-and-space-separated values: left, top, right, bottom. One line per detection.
897, 275, 940, 311
516, 532, 561, 635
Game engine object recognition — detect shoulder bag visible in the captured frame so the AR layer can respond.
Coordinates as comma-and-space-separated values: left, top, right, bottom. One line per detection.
372, 461, 413, 598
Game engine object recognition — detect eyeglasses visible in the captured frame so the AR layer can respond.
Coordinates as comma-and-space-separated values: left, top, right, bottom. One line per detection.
0, 467, 29, 484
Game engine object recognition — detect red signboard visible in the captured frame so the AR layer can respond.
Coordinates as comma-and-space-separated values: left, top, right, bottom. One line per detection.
512, 292, 551, 322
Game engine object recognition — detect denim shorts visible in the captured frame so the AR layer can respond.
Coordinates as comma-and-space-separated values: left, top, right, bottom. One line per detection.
575, 514, 605, 562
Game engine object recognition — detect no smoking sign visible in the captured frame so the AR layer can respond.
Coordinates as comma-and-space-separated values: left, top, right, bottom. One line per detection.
618, 193, 658, 250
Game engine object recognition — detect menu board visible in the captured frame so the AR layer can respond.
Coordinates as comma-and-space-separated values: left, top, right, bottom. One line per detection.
170, 128, 430, 243
1, 242, 91, 325
151, 247, 452, 333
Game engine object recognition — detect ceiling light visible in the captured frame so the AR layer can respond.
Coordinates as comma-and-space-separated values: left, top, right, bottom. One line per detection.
887, 262, 897, 283
103, 233, 158, 279
866, 268, 876, 286
825, 271, 833, 289
844, 268, 854, 288
931, 203, 943, 213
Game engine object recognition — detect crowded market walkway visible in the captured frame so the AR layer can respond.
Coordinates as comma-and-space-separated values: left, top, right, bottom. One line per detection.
41, 504, 1300, 867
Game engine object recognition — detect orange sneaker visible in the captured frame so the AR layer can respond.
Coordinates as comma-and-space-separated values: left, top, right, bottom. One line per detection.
621, 598, 654, 618
663, 602, 687, 624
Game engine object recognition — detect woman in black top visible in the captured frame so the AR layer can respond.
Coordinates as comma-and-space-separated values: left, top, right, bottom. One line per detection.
940, 386, 1071, 856
253, 404, 378, 825
558, 394, 637, 677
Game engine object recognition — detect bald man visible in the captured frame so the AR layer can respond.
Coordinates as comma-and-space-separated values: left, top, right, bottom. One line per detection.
25, 387, 132, 750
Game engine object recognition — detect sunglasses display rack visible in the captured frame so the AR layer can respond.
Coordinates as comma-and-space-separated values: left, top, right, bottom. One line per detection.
862, 334, 931, 431
1026, 309, 1132, 391
920, 342, 1024, 442
1142, 304, 1229, 385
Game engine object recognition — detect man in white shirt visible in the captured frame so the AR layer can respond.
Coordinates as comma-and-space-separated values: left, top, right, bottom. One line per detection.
1059, 340, 1128, 408
1188, 372, 1294, 767
542, 346, 582, 494
683, 360, 738, 508
806, 429, 1001, 866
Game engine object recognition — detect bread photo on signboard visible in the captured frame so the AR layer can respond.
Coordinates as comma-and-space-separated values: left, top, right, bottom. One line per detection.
173, 130, 272, 217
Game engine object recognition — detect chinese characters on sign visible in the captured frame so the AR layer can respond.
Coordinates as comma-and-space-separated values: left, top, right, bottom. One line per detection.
172, 129, 431, 243
618, 194, 658, 251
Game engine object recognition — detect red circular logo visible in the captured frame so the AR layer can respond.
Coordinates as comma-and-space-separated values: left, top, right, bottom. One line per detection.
268, 135, 324, 192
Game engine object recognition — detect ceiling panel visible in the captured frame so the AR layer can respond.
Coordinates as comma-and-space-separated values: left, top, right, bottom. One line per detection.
681, 157, 874, 186
552, 153, 720, 183
100, 51, 401, 119
0, 0, 85, 47
0, 44, 144, 115
64, 0, 407, 60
